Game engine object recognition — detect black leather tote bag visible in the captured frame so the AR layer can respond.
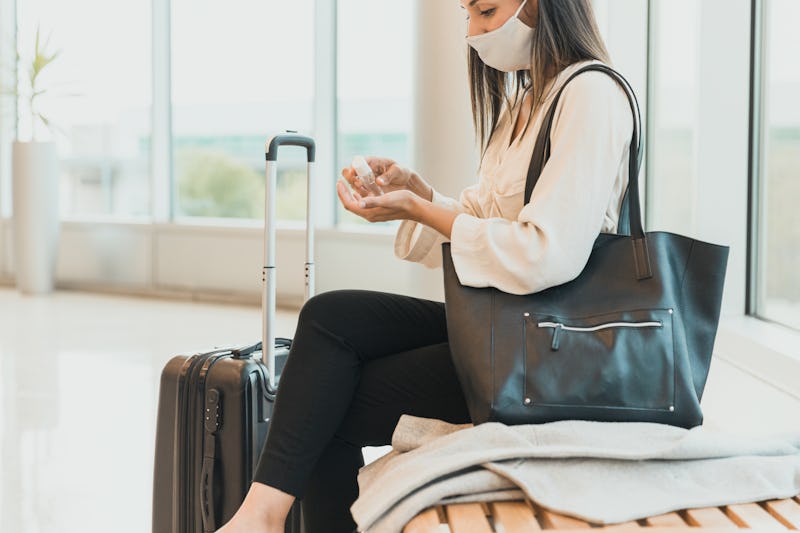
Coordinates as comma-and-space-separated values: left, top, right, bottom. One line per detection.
442, 65, 729, 429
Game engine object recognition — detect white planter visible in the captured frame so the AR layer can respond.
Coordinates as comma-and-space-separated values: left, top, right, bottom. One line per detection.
12, 141, 60, 294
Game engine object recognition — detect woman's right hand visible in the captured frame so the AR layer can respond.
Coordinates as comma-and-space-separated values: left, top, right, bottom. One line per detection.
341, 157, 433, 201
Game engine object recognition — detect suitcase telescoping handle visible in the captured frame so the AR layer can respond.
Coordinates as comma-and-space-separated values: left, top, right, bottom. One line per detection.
263, 132, 316, 391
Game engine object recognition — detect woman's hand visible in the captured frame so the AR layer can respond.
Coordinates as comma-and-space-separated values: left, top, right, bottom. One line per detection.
337, 179, 422, 223
337, 179, 459, 238
341, 157, 433, 201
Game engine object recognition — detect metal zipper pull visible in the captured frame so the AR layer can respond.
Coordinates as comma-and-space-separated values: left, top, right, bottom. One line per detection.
551, 323, 562, 351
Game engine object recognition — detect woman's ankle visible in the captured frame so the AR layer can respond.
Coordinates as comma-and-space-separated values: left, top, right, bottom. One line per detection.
239, 482, 295, 529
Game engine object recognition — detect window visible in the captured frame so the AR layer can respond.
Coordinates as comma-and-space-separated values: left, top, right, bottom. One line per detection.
6, 0, 416, 226
754, 0, 800, 330
646, 0, 753, 317
0, 0, 12, 218
645, 0, 700, 236
16, 0, 151, 218
170, 0, 314, 221
336, 0, 414, 227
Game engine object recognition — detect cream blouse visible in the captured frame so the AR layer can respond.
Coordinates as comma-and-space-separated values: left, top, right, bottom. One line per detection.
394, 60, 633, 295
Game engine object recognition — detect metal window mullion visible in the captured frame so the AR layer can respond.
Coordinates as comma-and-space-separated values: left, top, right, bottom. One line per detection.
151, 0, 173, 223
644, 0, 657, 230
0, 0, 17, 219
314, 0, 337, 228
746, 0, 767, 317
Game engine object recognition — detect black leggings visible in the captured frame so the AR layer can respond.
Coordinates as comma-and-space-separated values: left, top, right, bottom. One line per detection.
252, 289, 471, 532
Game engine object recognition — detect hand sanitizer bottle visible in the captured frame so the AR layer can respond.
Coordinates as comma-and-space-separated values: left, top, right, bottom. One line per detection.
351, 155, 383, 196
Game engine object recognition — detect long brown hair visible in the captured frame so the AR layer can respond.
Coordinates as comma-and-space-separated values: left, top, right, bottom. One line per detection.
469, 0, 611, 152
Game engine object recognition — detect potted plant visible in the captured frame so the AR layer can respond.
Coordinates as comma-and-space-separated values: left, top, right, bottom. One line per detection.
1, 26, 63, 294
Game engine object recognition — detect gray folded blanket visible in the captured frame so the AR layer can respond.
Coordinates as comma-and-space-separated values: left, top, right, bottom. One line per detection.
350, 415, 800, 533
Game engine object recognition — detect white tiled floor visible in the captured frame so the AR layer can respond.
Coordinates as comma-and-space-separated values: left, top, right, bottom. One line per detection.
0, 289, 301, 533
0, 288, 798, 533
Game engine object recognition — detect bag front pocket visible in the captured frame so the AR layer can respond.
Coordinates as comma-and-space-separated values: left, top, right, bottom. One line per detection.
523, 308, 675, 412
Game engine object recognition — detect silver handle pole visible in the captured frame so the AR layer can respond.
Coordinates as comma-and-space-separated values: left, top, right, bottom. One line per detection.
263, 132, 316, 391
305, 161, 316, 301
263, 160, 278, 390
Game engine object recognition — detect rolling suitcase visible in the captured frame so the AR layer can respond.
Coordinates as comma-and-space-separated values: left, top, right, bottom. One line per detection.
152, 133, 317, 533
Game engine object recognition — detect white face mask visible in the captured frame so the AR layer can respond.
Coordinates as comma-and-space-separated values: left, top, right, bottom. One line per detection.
466, 0, 534, 72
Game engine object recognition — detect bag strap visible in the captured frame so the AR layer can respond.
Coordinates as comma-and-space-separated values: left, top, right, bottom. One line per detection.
522, 63, 651, 279
524, 64, 643, 235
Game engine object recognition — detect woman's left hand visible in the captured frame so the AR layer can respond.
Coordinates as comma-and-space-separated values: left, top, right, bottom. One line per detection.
337, 179, 422, 223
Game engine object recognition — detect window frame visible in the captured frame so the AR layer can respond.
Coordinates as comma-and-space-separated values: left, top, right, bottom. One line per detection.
747, 0, 800, 333
641, 0, 799, 396
0, 0, 17, 219
747, 0, 765, 320
162, 0, 335, 228
0, 0, 360, 230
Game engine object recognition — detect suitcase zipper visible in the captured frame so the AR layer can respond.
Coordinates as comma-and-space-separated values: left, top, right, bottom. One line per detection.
177, 354, 207, 533
537, 320, 663, 351
195, 353, 228, 532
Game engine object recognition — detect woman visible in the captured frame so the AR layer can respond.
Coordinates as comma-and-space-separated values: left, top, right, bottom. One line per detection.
219, 0, 632, 531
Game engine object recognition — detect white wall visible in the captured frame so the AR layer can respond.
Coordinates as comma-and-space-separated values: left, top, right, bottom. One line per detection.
0, 219, 431, 306
411, 0, 480, 301
0, 220, 10, 277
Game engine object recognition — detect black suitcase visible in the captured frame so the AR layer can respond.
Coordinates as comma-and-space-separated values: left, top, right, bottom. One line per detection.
152, 133, 316, 533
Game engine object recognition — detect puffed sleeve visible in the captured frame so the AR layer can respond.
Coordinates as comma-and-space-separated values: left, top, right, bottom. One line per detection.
394, 185, 483, 269
448, 72, 633, 294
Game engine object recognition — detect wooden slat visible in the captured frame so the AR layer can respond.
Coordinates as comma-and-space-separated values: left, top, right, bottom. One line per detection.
725, 502, 788, 530
490, 500, 542, 531
596, 520, 642, 529
536, 507, 592, 529
645, 513, 689, 528
482, 524, 756, 533
597, 522, 642, 531
403, 507, 441, 533
764, 498, 800, 529
446, 503, 494, 533
530, 529, 781, 533
413, 497, 800, 532
682, 507, 738, 528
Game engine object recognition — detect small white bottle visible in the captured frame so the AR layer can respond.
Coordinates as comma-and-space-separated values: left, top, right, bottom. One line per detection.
351, 155, 383, 196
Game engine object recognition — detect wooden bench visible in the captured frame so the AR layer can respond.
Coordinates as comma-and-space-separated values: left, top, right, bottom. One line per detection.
403, 495, 800, 532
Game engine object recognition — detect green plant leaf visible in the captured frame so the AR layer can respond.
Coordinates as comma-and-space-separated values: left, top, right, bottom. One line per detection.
32, 49, 60, 78
15, 23, 69, 140
30, 25, 61, 86
35, 112, 66, 137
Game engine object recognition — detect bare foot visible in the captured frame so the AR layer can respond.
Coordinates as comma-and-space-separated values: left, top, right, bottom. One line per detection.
216, 513, 269, 533
215, 482, 295, 533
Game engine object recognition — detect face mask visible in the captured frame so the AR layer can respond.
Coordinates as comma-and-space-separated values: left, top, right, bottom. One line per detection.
466, 0, 534, 72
